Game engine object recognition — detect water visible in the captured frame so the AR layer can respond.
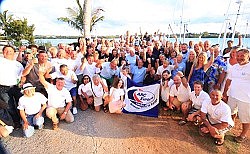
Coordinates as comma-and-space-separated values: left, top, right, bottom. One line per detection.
35, 37, 250, 48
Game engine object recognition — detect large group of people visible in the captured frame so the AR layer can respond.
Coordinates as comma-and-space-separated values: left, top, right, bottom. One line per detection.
0, 31, 249, 146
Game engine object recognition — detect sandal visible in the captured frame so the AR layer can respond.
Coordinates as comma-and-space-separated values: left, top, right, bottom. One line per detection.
214, 138, 224, 146
199, 125, 209, 136
178, 120, 187, 126
234, 136, 247, 143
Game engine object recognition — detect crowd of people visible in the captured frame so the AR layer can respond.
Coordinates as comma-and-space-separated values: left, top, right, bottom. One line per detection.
0, 31, 249, 146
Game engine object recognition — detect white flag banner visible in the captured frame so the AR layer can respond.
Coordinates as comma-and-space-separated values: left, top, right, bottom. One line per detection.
124, 84, 160, 113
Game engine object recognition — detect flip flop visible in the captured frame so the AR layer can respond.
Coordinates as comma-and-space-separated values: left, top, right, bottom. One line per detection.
234, 136, 247, 143
214, 138, 224, 146
178, 120, 187, 126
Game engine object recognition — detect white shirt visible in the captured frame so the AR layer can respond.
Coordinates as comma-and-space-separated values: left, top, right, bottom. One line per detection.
83, 62, 99, 79
189, 90, 210, 110
17, 92, 47, 115
46, 84, 72, 108
156, 65, 175, 76
51, 70, 78, 91
110, 87, 124, 102
51, 58, 69, 72
67, 58, 82, 75
170, 83, 190, 102
201, 100, 234, 127
78, 83, 92, 97
161, 79, 174, 102
0, 57, 24, 86
228, 63, 250, 103
82, 79, 107, 98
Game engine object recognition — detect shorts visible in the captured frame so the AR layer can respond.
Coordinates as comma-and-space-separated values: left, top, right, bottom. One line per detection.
188, 108, 199, 114
70, 87, 77, 97
94, 97, 103, 106
172, 97, 183, 108
228, 96, 250, 123
218, 125, 233, 135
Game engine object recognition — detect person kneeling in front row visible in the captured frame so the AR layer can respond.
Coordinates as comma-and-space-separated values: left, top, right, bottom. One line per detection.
18, 83, 47, 137
199, 90, 234, 146
39, 66, 74, 130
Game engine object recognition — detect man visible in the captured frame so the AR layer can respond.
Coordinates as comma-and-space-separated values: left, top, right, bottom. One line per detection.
100, 59, 119, 87
169, 72, 190, 111
223, 48, 250, 143
22, 50, 53, 96
180, 43, 189, 62
131, 59, 151, 85
179, 81, 210, 126
0, 45, 24, 128
200, 90, 234, 146
39, 66, 74, 130
171, 54, 186, 77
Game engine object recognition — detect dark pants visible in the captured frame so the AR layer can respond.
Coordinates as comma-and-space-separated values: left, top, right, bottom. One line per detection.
0, 85, 22, 126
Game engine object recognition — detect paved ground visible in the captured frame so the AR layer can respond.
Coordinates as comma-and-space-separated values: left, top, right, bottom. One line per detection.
1, 109, 250, 154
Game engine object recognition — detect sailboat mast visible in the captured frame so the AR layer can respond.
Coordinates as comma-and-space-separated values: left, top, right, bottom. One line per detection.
232, 0, 243, 41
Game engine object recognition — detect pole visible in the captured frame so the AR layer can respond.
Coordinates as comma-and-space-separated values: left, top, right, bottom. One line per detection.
232, 0, 243, 41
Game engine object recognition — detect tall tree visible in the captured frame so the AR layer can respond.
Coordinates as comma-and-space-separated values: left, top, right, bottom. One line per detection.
4, 18, 35, 45
58, 0, 104, 37
0, 10, 13, 32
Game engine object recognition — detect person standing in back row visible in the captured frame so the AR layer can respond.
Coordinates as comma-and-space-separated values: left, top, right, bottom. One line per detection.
223, 48, 250, 143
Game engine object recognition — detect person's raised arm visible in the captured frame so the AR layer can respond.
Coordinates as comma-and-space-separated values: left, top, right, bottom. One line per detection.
38, 65, 49, 89
177, 71, 188, 88
204, 48, 214, 72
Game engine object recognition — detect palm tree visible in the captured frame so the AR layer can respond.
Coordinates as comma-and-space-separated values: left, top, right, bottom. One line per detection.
58, 0, 104, 37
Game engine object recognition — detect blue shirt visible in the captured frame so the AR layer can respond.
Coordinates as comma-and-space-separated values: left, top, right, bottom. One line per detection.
172, 62, 186, 77
205, 56, 227, 84
100, 62, 120, 79
131, 66, 146, 83
125, 54, 138, 67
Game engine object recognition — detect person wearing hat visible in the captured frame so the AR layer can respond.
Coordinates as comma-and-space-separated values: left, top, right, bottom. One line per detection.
17, 83, 47, 137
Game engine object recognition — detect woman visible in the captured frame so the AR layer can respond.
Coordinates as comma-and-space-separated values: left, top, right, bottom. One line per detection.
108, 78, 126, 114
108, 48, 119, 62
188, 50, 214, 91
160, 70, 174, 110
222, 46, 238, 105
185, 50, 196, 78
78, 75, 92, 110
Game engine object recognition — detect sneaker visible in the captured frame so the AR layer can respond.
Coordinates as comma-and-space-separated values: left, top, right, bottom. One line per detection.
73, 107, 78, 115
52, 123, 58, 130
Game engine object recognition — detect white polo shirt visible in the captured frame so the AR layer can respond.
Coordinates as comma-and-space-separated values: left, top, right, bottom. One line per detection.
46, 84, 72, 108
228, 63, 250, 103
170, 83, 190, 102
17, 92, 47, 115
201, 100, 234, 127
0, 57, 24, 86
189, 90, 210, 110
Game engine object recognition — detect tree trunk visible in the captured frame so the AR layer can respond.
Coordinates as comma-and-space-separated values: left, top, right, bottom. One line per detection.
83, 0, 92, 38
